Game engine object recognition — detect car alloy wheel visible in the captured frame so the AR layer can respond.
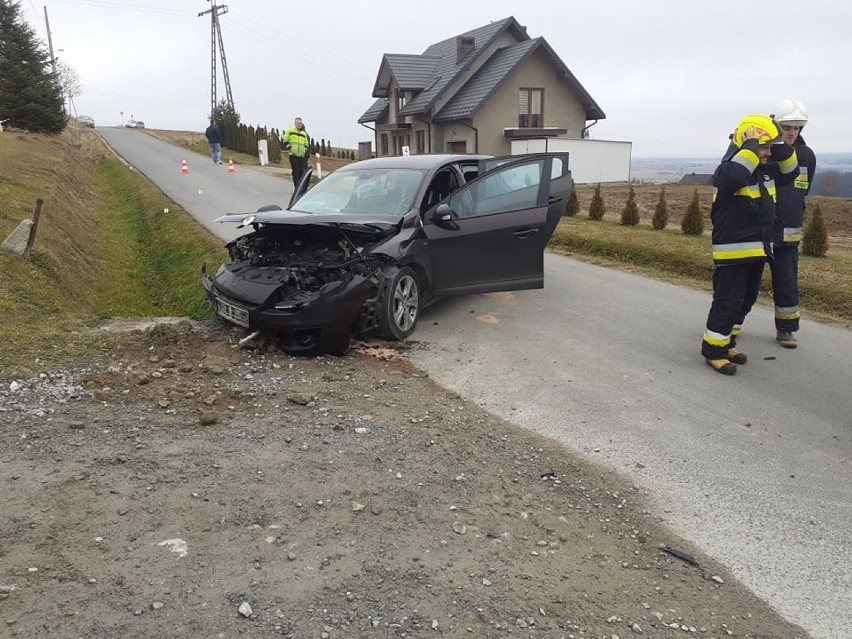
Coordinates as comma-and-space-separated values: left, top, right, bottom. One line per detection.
378, 266, 419, 340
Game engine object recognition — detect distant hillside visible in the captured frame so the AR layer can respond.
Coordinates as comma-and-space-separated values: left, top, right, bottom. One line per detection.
632, 153, 852, 196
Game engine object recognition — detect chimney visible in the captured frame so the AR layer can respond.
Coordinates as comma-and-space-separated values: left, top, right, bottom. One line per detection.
456, 36, 475, 64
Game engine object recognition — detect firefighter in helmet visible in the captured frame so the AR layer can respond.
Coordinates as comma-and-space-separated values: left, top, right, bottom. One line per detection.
701, 114, 799, 375
768, 98, 816, 349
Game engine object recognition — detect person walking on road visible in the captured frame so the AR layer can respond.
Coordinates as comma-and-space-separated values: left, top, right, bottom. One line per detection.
205, 119, 223, 165
282, 117, 310, 186
768, 98, 817, 349
700, 114, 799, 375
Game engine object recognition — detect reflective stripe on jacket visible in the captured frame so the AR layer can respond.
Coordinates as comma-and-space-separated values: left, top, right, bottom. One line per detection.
773, 135, 816, 245
283, 127, 310, 158
710, 140, 798, 265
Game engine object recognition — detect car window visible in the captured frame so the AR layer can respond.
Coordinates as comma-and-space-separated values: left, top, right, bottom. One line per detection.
450, 159, 544, 219
290, 168, 425, 216
423, 169, 461, 211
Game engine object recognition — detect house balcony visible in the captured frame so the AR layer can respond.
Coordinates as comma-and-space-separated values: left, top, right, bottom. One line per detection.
503, 127, 567, 139
377, 122, 412, 132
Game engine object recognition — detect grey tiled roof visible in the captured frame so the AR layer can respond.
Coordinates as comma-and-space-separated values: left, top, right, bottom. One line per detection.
385, 54, 441, 90
357, 98, 388, 124
435, 37, 605, 122
433, 39, 538, 122
398, 17, 518, 117
359, 15, 605, 125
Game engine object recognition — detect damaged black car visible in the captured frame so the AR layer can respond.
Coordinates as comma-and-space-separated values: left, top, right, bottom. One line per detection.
201, 152, 572, 354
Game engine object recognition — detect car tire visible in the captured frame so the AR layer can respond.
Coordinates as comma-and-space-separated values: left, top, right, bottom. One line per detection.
377, 266, 420, 341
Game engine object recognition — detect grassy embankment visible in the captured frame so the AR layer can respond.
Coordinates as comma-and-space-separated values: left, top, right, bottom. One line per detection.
0, 125, 226, 378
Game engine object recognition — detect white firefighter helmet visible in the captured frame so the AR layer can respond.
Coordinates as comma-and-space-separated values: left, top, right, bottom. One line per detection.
771, 98, 808, 127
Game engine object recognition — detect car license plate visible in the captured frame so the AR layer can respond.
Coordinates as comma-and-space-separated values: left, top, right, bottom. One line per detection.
216, 298, 249, 328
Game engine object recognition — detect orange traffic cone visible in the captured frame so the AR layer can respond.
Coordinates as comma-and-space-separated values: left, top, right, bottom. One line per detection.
180, 158, 189, 175
227, 159, 236, 174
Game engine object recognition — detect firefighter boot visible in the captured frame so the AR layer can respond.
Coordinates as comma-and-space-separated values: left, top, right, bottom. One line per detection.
706, 358, 737, 375
776, 331, 798, 349
727, 347, 747, 364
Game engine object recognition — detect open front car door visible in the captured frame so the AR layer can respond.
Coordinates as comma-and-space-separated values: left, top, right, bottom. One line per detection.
424, 153, 572, 296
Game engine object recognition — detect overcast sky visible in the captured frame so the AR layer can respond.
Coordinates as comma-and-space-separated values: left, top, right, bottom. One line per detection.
20, 0, 852, 158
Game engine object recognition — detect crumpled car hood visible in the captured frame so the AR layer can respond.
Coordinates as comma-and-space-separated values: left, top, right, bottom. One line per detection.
214, 210, 401, 237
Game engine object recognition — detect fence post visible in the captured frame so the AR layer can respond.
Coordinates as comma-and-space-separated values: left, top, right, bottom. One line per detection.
26, 198, 43, 251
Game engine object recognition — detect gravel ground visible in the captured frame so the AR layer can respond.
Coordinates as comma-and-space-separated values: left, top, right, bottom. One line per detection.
0, 320, 810, 639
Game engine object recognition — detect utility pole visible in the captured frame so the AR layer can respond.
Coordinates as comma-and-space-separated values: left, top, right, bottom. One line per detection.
43, 6, 65, 114
44, 6, 56, 76
198, 1, 234, 118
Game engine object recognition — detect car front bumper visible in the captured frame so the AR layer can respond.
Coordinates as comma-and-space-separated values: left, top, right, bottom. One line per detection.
201, 265, 376, 354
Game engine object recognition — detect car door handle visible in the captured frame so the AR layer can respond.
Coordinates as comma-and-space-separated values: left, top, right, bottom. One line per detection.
513, 228, 539, 239
548, 196, 562, 204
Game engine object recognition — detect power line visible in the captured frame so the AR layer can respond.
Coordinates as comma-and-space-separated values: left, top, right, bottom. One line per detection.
47, 0, 194, 17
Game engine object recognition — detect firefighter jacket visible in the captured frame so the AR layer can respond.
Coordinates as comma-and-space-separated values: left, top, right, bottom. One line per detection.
282, 126, 310, 159
773, 135, 816, 245
710, 139, 798, 265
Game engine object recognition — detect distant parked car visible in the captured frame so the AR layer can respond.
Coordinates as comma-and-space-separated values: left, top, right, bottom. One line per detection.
77, 115, 95, 128
134, 121, 145, 129
124, 119, 137, 128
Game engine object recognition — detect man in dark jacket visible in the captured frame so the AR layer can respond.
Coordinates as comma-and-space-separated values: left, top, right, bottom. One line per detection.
205, 119, 223, 165
768, 98, 817, 349
701, 114, 798, 375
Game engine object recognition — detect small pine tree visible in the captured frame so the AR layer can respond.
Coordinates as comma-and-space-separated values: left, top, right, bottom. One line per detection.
620, 186, 640, 226
588, 183, 605, 221
564, 188, 579, 217
0, 0, 66, 133
681, 189, 705, 236
801, 204, 828, 257
652, 187, 668, 230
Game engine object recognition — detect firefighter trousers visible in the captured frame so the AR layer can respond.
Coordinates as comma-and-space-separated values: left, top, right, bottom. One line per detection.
701, 260, 765, 360
768, 244, 800, 332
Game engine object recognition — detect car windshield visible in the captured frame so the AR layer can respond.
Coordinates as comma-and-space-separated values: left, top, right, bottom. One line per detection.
291, 168, 425, 216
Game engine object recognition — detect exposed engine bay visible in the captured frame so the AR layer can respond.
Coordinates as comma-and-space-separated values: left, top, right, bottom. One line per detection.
224, 224, 379, 302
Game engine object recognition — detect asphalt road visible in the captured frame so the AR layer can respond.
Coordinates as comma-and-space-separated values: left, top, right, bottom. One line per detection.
98, 126, 294, 243
98, 129, 851, 639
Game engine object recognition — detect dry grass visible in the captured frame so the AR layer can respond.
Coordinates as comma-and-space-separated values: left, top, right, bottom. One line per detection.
553, 186, 852, 324
573, 183, 852, 239
0, 122, 227, 377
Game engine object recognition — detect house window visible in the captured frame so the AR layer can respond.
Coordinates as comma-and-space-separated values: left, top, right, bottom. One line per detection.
416, 130, 425, 154
518, 88, 543, 128
380, 134, 389, 156
395, 89, 406, 115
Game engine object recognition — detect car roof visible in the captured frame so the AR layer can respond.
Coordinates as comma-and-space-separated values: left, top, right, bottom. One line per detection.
335, 153, 491, 172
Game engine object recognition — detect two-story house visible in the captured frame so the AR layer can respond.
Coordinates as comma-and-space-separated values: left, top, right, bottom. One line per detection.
358, 16, 606, 160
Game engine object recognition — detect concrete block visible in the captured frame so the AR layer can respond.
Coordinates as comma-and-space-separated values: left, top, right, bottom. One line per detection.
0, 219, 34, 255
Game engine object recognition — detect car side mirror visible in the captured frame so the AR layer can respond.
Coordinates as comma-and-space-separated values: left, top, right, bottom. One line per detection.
431, 202, 454, 225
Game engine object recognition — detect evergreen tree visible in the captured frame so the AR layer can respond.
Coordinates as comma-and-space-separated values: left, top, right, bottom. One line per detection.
620, 185, 640, 226
681, 189, 705, 236
801, 204, 828, 257
267, 131, 282, 163
210, 99, 240, 150
320, 139, 327, 156
651, 187, 669, 230
0, 0, 66, 133
564, 187, 579, 217
588, 183, 605, 221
